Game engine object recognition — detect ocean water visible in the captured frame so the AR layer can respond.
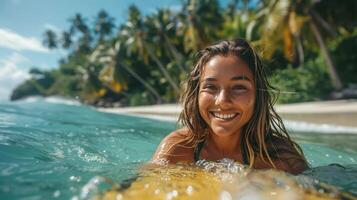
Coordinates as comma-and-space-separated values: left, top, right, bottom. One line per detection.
0, 97, 356, 199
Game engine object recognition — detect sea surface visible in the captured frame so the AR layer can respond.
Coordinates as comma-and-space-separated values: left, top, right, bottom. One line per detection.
0, 97, 356, 199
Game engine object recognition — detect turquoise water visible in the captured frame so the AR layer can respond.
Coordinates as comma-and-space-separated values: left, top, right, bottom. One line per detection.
0, 98, 356, 199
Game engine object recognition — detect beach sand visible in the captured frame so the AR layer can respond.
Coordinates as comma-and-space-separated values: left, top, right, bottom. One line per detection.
99, 100, 357, 128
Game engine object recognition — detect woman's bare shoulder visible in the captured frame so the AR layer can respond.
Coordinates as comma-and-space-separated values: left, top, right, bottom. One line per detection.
271, 137, 309, 174
151, 128, 195, 164
254, 156, 307, 175
253, 136, 309, 174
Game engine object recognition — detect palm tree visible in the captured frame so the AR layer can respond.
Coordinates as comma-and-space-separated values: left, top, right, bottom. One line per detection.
308, 13, 342, 90
69, 13, 92, 53
91, 39, 163, 103
61, 31, 73, 49
69, 13, 89, 34
114, 41, 163, 103
121, 5, 180, 95
178, 0, 223, 52
249, 0, 342, 90
90, 44, 126, 94
43, 29, 58, 49
146, 8, 187, 73
94, 10, 115, 41
219, 0, 250, 40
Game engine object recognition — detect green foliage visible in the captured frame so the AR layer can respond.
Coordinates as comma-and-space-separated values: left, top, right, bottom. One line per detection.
127, 91, 155, 106
11, 68, 56, 100
332, 32, 357, 86
269, 58, 333, 103
10, 80, 42, 100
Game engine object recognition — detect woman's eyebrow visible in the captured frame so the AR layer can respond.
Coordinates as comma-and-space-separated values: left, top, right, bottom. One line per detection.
231, 75, 251, 81
202, 77, 217, 82
202, 75, 252, 82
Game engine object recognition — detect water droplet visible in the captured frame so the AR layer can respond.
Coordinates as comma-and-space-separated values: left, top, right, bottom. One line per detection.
53, 190, 61, 198
71, 196, 79, 200
70, 176, 81, 182
219, 190, 232, 200
186, 185, 193, 195
166, 190, 178, 200
116, 194, 123, 200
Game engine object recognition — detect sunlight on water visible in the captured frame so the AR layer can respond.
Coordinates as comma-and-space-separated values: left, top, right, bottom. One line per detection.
0, 98, 356, 199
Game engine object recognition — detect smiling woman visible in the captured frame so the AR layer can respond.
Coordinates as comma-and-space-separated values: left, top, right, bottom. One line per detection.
152, 39, 308, 175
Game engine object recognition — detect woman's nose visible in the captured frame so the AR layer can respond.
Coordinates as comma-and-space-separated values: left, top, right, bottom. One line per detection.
215, 89, 232, 107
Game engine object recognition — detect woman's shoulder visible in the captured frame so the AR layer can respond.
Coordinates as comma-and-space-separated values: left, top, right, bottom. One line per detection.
269, 135, 300, 154
268, 135, 309, 174
166, 128, 192, 140
254, 158, 307, 175
151, 128, 195, 164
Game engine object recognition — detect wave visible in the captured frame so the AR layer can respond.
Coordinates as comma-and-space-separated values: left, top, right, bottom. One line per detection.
20, 96, 81, 106
284, 120, 357, 134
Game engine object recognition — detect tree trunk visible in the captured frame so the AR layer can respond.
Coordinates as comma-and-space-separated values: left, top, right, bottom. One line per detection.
309, 9, 337, 37
145, 45, 180, 94
294, 35, 304, 66
121, 63, 163, 104
164, 34, 186, 72
309, 20, 343, 90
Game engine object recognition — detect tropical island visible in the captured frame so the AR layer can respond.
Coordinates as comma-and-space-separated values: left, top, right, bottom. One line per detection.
10, 0, 357, 107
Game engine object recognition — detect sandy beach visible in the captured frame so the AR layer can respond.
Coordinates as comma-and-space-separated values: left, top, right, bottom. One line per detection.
99, 99, 357, 128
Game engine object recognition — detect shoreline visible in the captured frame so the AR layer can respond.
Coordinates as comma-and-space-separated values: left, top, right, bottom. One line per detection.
99, 99, 357, 128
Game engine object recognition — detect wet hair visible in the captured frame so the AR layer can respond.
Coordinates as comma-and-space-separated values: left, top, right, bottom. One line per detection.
178, 38, 307, 168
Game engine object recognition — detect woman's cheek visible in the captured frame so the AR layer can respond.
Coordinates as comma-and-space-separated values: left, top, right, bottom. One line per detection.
198, 92, 214, 118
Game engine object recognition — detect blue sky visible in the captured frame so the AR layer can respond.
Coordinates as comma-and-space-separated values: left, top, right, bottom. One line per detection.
0, 0, 231, 100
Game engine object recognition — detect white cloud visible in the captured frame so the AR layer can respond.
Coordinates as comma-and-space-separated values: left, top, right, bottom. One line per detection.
0, 53, 31, 100
0, 28, 49, 53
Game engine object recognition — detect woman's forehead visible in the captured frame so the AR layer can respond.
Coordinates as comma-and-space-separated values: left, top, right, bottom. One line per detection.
201, 55, 254, 80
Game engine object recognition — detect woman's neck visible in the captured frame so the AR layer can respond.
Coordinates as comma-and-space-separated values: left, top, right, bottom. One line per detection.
206, 130, 241, 158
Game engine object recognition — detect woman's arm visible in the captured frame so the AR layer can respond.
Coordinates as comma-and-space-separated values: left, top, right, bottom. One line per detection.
151, 129, 194, 164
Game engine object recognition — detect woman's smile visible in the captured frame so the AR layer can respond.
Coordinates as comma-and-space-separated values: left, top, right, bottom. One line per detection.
209, 111, 239, 121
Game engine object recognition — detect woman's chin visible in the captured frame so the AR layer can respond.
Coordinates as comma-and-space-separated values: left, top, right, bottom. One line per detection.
210, 127, 239, 137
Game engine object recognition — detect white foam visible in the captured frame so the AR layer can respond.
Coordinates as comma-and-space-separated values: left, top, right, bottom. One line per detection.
20, 96, 81, 106
22, 96, 42, 103
284, 120, 357, 134
44, 96, 81, 106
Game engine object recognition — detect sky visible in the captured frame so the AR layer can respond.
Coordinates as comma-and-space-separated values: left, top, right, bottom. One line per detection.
0, 0, 185, 100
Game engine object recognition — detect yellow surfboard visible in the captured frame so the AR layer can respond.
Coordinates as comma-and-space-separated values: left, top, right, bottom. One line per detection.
96, 160, 356, 200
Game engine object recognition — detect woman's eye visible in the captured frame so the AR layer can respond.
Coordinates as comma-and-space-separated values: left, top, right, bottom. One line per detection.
232, 85, 247, 92
202, 84, 217, 91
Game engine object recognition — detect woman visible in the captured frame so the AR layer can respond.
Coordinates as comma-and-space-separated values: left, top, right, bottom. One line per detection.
152, 39, 308, 175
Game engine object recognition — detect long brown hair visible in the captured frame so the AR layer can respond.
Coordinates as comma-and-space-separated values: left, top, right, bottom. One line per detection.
178, 39, 307, 168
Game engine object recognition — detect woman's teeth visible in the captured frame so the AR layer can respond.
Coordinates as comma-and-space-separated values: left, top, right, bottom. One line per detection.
212, 112, 238, 120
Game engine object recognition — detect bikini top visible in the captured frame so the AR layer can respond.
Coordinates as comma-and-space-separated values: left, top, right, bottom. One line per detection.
193, 140, 205, 162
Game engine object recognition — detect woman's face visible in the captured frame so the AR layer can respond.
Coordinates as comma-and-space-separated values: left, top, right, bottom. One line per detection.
198, 55, 256, 137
